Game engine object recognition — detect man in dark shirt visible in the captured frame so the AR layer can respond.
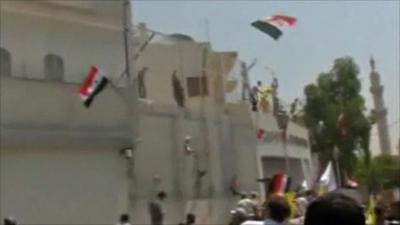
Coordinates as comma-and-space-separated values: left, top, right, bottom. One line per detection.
304, 192, 365, 225
148, 191, 167, 225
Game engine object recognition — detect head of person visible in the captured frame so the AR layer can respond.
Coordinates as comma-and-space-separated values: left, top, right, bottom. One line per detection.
4, 217, 16, 225
374, 205, 386, 223
186, 213, 196, 224
240, 192, 248, 199
119, 213, 130, 223
304, 192, 365, 225
157, 191, 167, 201
257, 81, 262, 87
250, 192, 259, 200
264, 195, 291, 223
388, 201, 400, 220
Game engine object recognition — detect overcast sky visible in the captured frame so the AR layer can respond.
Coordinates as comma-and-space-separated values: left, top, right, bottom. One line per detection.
133, 0, 399, 155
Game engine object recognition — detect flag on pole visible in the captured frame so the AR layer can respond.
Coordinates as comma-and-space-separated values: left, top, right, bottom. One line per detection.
301, 179, 309, 191
319, 161, 337, 194
271, 171, 290, 194
251, 14, 297, 40
257, 128, 266, 140
78, 66, 109, 107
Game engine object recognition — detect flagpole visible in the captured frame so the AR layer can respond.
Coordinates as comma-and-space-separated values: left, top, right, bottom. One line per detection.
333, 146, 341, 188
123, 0, 139, 216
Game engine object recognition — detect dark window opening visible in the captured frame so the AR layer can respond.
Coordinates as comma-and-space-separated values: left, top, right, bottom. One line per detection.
187, 76, 208, 97
44, 54, 64, 81
0, 48, 11, 77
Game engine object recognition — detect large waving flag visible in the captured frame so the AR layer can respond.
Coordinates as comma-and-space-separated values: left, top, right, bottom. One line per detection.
79, 66, 109, 107
251, 14, 297, 40
319, 161, 338, 194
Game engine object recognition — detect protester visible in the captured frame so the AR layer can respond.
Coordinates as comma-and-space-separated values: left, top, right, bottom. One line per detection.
115, 214, 131, 225
258, 86, 272, 113
237, 192, 256, 218
4, 217, 17, 225
184, 213, 196, 225
374, 205, 387, 225
386, 201, 400, 225
231, 208, 251, 225
249, 192, 262, 220
263, 194, 291, 225
304, 190, 317, 203
304, 192, 365, 225
149, 191, 167, 225
249, 81, 262, 112
295, 193, 308, 217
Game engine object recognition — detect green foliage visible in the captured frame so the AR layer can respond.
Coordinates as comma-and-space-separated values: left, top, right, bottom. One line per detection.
303, 57, 373, 175
356, 155, 400, 193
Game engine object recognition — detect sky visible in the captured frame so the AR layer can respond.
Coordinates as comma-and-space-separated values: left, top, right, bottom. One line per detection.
133, 0, 400, 155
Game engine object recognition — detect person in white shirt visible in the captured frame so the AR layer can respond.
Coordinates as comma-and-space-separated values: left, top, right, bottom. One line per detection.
237, 193, 255, 217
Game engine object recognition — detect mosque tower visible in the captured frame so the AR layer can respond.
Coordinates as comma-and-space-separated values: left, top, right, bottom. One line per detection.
369, 57, 392, 155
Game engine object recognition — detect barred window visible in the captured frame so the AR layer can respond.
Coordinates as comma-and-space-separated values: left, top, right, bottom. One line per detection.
0, 48, 11, 77
44, 54, 64, 81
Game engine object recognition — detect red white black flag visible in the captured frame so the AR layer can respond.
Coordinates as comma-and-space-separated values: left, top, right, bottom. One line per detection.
257, 128, 266, 140
271, 171, 291, 194
252, 14, 297, 40
78, 66, 109, 107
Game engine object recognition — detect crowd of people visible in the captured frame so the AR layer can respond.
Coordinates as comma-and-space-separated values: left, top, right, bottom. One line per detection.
4, 189, 399, 225
229, 189, 400, 225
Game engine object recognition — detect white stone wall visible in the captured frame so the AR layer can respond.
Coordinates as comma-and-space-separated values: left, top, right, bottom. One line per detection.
0, 77, 258, 224
1, 145, 128, 224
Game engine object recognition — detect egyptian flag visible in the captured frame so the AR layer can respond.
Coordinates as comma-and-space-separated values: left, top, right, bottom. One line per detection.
79, 66, 109, 107
257, 128, 266, 140
251, 14, 297, 40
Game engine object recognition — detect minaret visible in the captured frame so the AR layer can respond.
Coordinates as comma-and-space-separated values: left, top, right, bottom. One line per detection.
369, 57, 392, 155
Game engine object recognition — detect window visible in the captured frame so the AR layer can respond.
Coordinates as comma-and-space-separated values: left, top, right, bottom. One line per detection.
0, 48, 11, 77
186, 76, 208, 97
44, 54, 64, 81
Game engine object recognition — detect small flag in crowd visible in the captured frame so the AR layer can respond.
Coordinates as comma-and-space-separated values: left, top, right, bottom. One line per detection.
271, 171, 291, 194
251, 14, 297, 40
319, 161, 337, 194
301, 179, 309, 191
79, 66, 109, 107
257, 128, 266, 140
346, 176, 358, 189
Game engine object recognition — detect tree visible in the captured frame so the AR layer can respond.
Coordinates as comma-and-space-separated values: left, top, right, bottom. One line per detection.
303, 57, 373, 180
356, 155, 400, 194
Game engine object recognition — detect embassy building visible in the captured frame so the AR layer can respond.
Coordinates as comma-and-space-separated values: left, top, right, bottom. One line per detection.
0, 1, 313, 224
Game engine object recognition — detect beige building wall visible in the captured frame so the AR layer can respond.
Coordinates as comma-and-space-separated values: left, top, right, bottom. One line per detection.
0, 2, 258, 222
0, 0, 124, 83
1, 1, 312, 224
0, 75, 258, 224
